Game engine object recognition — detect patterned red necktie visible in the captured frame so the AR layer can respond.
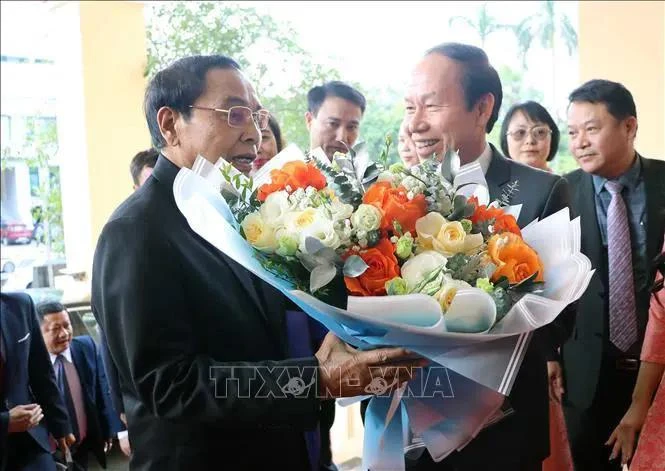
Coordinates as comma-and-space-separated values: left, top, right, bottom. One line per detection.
605, 180, 638, 351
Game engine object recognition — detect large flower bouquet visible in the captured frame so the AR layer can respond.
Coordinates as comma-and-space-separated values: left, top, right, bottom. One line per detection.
172, 143, 594, 470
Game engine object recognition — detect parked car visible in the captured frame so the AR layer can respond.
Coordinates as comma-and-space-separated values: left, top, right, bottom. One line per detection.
0, 218, 33, 245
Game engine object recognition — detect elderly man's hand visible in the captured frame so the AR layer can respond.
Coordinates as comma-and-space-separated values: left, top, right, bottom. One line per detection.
7, 404, 43, 433
315, 332, 428, 398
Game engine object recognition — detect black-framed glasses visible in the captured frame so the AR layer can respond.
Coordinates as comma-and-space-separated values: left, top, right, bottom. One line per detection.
506, 127, 552, 142
188, 105, 270, 130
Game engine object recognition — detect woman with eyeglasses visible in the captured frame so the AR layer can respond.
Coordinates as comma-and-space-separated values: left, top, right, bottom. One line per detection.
501, 101, 573, 471
251, 115, 284, 175
500, 101, 559, 173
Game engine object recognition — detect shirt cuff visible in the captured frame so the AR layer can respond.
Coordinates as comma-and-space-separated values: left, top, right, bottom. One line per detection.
117, 430, 129, 440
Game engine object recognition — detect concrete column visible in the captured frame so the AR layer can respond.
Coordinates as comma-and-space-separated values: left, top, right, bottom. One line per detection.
578, 1, 665, 160
50, 1, 151, 274
14, 162, 33, 225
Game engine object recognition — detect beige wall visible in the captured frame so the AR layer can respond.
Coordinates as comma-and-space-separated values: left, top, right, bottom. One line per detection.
79, 1, 151, 249
578, 1, 665, 160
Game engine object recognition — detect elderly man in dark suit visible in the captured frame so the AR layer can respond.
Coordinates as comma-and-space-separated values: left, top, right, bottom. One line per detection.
36, 302, 118, 471
91, 54, 422, 471
401, 42, 577, 471
1, 292, 74, 471
561, 79, 665, 471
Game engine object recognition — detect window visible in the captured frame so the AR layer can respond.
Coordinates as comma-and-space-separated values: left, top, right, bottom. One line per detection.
29, 167, 40, 197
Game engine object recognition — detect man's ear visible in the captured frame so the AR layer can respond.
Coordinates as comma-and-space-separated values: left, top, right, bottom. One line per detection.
624, 116, 638, 141
476, 93, 496, 129
157, 106, 180, 147
305, 111, 314, 131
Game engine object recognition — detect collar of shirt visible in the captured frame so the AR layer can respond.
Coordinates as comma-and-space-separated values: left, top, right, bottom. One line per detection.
459, 141, 492, 175
592, 153, 642, 195
50, 346, 72, 365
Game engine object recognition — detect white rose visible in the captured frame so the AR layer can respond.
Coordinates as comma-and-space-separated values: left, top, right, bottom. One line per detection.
400, 250, 448, 291
241, 211, 278, 253
435, 277, 471, 312
259, 190, 291, 229
328, 199, 354, 222
284, 208, 341, 252
351, 204, 383, 232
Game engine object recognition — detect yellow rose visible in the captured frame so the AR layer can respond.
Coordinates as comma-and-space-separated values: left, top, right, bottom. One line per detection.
415, 213, 484, 256
241, 211, 277, 253
435, 278, 471, 312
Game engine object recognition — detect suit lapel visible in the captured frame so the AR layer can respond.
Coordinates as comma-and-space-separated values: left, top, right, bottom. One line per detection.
642, 156, 665, 266
151, 155, 271, 326
484, 146, 512, 202
577, 172, 606, 291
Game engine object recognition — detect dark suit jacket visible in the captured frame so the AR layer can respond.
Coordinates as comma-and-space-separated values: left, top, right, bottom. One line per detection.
410, 146, 576, 468
91, 155, 321, 470
98, 329, 126, 431
68, 335, 119, 468
0, 292, 71, 469
561, 155, 665, 411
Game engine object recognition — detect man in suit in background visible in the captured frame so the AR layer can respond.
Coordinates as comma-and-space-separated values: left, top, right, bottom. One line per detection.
91, 54, 423, 470
561, 79, 665, 471
1, 292, 74, 471
37, 302, 117, 471
129, 148, 159, 190
306, 81, 366, 161
403, 42, 576, 471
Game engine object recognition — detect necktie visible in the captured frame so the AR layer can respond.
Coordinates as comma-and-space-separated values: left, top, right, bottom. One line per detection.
605, 180, 638, 351
54, 354, 80, 440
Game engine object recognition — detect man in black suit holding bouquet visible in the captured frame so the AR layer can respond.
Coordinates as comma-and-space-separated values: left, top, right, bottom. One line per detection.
91, 54, 423, 470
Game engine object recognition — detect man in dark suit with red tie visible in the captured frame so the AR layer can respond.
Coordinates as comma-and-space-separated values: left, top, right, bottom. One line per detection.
1, 292, 74, 471
561, 79, 665, 470
36, 302, 118, 471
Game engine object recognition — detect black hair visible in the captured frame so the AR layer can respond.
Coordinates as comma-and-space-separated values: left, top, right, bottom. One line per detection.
144, 55, 241, 149
36, 301, 67, 322
426, 42, 503, 133
266, 115, 284, 153
130, 148, 159, 185
568, 79, 637, 121
307, 81, 366, 116
500, 101, 560, 162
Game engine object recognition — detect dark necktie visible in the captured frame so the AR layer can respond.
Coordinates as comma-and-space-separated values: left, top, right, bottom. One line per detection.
54, 354, 80, 440
605, 180, 638, 351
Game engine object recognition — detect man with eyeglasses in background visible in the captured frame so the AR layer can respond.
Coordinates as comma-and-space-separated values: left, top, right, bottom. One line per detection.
91, 55, 424, 471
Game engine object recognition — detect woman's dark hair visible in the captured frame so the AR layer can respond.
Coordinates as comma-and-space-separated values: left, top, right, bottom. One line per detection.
267, 115, 284, 153
144, 55, 241, 149
500, 101, 560, 162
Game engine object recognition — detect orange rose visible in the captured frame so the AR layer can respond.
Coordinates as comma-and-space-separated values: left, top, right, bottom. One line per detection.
468, 196, 521, 237
487, 232, 545, 284
363, 182, 428, 235
344, 238, 400, 297
257, 161, 327, 201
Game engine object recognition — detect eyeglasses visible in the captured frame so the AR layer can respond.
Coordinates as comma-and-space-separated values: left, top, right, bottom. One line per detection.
506, 127, 552, 142
188, 105, 271, 130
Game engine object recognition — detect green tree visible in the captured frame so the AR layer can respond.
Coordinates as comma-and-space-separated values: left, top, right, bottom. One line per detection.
510, 1, 577, 116
449, 3, 509, 48
145, 1, 340, 150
